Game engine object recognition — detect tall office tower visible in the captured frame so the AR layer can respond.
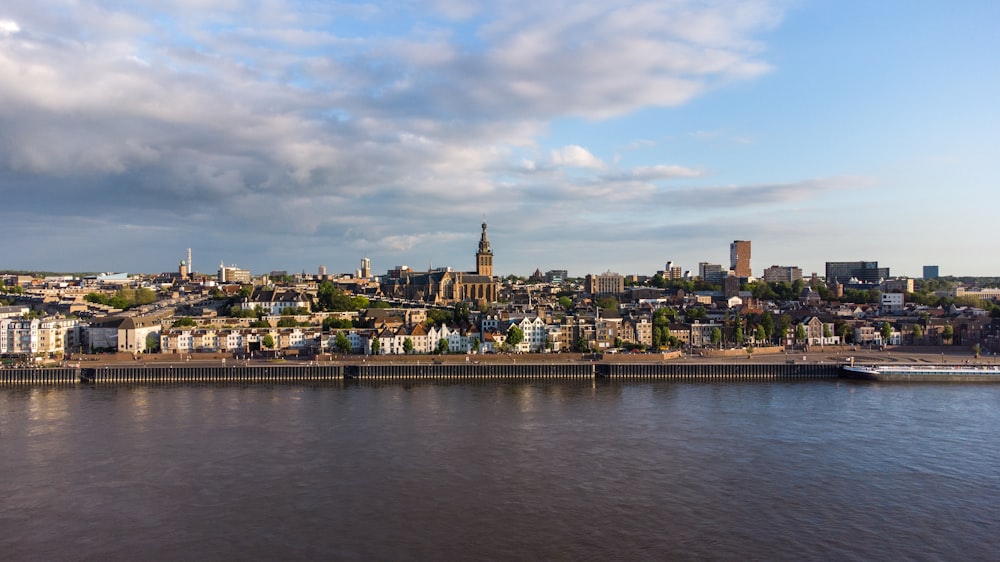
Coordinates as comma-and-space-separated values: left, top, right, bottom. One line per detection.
923, 265, 939, 280
318, 265, 327, 277
730, 240, 751, 278
360, 257, 371, 279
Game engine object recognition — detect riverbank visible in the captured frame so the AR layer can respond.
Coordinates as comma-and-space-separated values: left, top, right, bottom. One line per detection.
51, 344, 990, 368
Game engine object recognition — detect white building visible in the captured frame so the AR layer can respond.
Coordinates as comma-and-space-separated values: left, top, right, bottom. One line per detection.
513, 316, 549, 353
880, 293, 905, 315
240, 288, 310, 316
0, 317, 81, 358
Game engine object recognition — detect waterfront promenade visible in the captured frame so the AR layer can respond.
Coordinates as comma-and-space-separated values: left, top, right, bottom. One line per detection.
2, 345, 991, 386
0, 348, 993, 384
55, 344, 988, 369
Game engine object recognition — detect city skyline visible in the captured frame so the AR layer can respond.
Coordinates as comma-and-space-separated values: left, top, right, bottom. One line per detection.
1, 1, 997, 277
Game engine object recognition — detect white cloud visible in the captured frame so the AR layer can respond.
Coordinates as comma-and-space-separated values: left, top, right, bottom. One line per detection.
0, 0, 793, 273
550, 145, 605, 169
631, 165, 703, 181
0, 19, 19, 35
663, 177, 873, 208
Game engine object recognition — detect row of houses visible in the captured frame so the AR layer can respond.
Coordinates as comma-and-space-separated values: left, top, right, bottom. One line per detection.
0, 303, 993, 360
0, 316, 83, 358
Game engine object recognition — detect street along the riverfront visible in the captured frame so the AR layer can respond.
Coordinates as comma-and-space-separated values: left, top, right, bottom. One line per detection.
58, 344, 991, 370
7, 344, 987, 385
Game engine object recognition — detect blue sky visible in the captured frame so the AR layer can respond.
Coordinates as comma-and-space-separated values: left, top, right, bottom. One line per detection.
0, 0, 997, 278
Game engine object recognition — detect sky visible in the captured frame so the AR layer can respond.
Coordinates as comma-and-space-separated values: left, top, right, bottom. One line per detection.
1, 0, 997, 279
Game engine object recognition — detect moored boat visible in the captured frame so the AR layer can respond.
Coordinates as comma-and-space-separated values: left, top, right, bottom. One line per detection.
840, 364, 1000, 382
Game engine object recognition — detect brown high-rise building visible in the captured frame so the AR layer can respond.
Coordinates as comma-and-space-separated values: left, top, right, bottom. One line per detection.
730, 240, 751, 278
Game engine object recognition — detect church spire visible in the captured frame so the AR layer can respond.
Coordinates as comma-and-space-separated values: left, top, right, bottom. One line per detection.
476, 220, 493, 277
478, 220, 491, 254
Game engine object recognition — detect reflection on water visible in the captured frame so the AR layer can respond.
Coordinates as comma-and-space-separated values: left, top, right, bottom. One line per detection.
1, 381, 999, 560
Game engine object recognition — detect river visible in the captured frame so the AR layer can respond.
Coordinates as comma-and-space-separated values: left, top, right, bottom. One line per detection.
1, 380, 998, 560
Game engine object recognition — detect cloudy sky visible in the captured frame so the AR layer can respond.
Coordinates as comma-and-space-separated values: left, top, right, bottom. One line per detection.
1, 1, 997, 278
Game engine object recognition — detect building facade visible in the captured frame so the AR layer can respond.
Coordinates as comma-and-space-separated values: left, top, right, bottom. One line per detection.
381, 223, 498, 304
585, 272, 625, 296
762, 265, 803, 284
476, 221, 493, 278
730, 240, 752, 278
698, 263, 726, 284
825, 261, 889, 286
219, 263, 252, 284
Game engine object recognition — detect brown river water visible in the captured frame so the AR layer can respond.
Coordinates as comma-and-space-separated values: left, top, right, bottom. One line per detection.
2, 379, 998, 560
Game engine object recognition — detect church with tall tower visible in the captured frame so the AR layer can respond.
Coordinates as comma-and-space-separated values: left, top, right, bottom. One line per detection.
476, 220, 493, 277
380, 221, 498, 305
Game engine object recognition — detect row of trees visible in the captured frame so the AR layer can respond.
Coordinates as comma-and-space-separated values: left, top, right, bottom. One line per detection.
85, 288, 158, 310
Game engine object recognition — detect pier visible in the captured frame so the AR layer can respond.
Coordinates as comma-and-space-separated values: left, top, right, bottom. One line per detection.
0, 362, 841, 385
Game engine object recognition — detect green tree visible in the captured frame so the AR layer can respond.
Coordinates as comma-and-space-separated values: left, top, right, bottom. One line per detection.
912, 324, 924, 343
436, 338, 449, 354
755, 325, 767, 344
84, 292, 109, 306
403, 337, 414, 354
426, 309, 451, 326
777, 314, 791, 345
942, 324, 954, 344
558, 296, 573, 310
145, 333, 160, 353
710, 327, 722, 349
453, 302, 471, 325
134, 287, 158, 306
472, 337, 481, 353
597, 296, 619, 312
277, 317, 299, 327
171, 317, 197, 328
261, 334, 275, 349
791, 278, 806, 296
880, 322, 893, 345
973, 343, 982, 358
685, 307, 707, 321
761, 313, 774, 341
228, 304, 256, 318
315, 281, 358, 311
334, 332, 351, 354
795, 324, 807, 346
370, 337, 381, 355
506, 324, 525, 349
652, 326, 666, 349
323, 317, 353, 330
838, 323, 852, 345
